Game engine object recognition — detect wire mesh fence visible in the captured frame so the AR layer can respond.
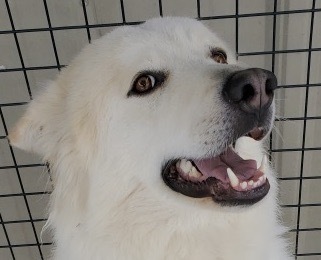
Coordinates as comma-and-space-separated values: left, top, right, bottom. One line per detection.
0, 0, 321, 259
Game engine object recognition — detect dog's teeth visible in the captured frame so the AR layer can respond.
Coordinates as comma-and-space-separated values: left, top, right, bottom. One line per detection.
258, 155, 268, 173
190, 166, 202, 178
253, 182, 258, 188
180, 159, 192, 174
227, 168, 239, 187
185, 161, 192, 171
241, 182, 247, 189
259, 176, 264, 182
180, 159, 187, 167
248, 180, 254, 186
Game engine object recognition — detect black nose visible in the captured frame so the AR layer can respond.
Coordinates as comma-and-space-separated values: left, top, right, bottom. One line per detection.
223, 68, 278, 114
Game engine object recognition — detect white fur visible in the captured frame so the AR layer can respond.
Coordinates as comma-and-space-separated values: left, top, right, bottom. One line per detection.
9, 17, 293, 260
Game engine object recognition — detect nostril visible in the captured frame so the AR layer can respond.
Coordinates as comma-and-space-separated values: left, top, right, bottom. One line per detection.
242, 84, 255, 101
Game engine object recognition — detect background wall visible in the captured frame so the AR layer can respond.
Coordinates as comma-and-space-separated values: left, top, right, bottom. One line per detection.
0, 0, 321, 259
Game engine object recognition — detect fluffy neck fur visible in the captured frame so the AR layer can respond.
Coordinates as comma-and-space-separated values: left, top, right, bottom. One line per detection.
46, 142, 291, 260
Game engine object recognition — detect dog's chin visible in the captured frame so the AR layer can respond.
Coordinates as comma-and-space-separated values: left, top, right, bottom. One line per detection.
162, 127, 270, 207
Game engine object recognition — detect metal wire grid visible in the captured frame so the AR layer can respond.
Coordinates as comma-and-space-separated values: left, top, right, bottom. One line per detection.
0, 0, 320, 259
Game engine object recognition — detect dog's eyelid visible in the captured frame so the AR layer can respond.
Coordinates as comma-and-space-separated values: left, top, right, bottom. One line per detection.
210, 47, 227, 57
127, 70, 168, 97
210, 47, 228, 64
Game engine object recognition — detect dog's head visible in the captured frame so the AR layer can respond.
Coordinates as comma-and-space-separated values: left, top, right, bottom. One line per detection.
9, 17, 277, 210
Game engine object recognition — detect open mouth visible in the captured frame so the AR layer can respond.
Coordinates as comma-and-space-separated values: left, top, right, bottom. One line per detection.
162, 127, 270, 206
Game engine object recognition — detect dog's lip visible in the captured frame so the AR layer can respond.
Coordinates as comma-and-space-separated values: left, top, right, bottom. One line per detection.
162, 168, 270, 205
162, 159, 270, 206
161, 135, 270, 206
246, 126, 265, 141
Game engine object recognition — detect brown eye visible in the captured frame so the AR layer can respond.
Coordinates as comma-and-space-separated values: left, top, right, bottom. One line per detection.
134, 75, 155, 93
211, 49, 227, 64
128, 71, 167, 96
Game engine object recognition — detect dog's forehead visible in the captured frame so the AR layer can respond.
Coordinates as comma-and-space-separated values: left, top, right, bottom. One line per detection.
115, 18, 231, 69
141, 17, 218, 44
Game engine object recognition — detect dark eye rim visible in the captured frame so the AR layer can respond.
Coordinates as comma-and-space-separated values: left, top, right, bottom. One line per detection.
127, 70, 168, 97
210, 48, 228, 63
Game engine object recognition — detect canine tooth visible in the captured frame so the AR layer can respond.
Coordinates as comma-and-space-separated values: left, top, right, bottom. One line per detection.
241, 182, 247, 189
179, 159, 186, 166
190, 166, 202, 178
227, 168, 240, 187
258, 155, 268, 173
248, 180, 254, 186
180, 159, 192, 173
185, 161, 192, 171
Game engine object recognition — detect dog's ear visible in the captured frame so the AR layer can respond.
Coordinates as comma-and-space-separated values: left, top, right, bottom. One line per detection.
8, 82, 63, 156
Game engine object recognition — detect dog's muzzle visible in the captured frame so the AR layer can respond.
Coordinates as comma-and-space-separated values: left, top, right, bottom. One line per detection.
162, 68, 278, 206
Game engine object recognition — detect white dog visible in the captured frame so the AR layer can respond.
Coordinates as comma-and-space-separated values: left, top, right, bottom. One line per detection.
9, 17, 292, 260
